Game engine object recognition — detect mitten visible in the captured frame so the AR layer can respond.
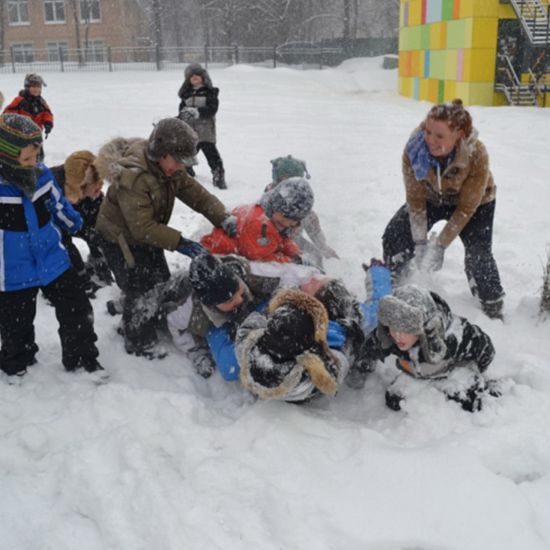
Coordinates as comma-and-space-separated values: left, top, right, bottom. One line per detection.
419, 234, 445, 272
178, 107, 199, 123
176, 237, 207, 258
44, 121, 53, 136
327, 320, 347, 349
221, 214, 238, 237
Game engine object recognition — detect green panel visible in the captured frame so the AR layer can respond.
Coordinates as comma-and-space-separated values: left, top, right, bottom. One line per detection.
408, 25, 423, 49
446, 19, 468, 48
421, 24, 431, 49
442, 0, 454, 20
438, 80, 445, 102
430, 50, 446, 79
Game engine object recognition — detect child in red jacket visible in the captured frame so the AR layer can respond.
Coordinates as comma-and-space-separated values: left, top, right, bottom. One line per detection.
201, 177, 314, 263
4, 74, 54, 137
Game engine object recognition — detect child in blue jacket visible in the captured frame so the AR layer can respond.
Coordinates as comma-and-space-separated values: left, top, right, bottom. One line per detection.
0, 114, 105, 380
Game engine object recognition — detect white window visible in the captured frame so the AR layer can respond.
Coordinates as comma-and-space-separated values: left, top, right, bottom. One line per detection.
44, 0, 66, 23
47, 41, 69, 61
84, 40, 104, 62
11, 43, 34, 63
8, 0, 30, 25
80, 0, 101, 22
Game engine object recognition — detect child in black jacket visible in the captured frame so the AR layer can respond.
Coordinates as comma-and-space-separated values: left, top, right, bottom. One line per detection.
177, 63, 227, 189
363, 284, 497, 412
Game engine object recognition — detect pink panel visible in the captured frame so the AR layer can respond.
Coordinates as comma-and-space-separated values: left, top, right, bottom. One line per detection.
456, 48, 464, 80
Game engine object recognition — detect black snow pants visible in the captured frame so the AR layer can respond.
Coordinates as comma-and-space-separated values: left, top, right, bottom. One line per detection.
197, 141, 224, 173
99, 239, 171, 353
0, 268, 99, 376
382, 200, 504, 303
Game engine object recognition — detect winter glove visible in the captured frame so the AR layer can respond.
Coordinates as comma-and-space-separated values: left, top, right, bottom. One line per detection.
363, 259, 392, 303
327, 320, 347, 349
221, 214, 238, 238
176, 237, 207, 258
193, 354, 215, 379
178, 107, 199, 123
43, 122, 53, 137
419, 234, 445, 272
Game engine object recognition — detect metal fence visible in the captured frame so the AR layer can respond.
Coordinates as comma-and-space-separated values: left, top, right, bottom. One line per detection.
0, 44, 344, 74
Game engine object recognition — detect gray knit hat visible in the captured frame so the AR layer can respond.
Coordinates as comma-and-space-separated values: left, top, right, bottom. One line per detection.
261, 177, 314, 222
378, 284, 436, 334
147, 118, 198, 166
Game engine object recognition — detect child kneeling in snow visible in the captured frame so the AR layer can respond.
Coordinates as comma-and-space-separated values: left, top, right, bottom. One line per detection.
363, 284, 497, 412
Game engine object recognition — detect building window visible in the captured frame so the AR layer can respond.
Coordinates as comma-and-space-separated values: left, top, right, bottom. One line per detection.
84, 40, 105, 62
47, 41, 69, 61
80, 0, 101, 22
44, 1, 66, 23
8, 0, 30, 25
11, 43, 34, 63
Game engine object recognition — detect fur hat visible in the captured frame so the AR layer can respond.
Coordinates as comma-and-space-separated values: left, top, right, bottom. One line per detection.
64, 150, 101, 204
189, 254, 240, 307
378, 284, 436, 334
24, 73, 46, 88
239, 289, 339, 399
270, 155, 310, 183
261, 176, 314, 222
147, 118, 198, 166
256, 304, 316, 363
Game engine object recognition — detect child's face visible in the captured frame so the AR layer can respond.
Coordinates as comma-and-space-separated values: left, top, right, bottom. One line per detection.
216, 282, 245, 313
28, 84, 42, 97
18, 144, 39, 167
158, 154, 184, 177
270, 211, 300, 236
389, 329, 419, 351
190, 74, 204, 87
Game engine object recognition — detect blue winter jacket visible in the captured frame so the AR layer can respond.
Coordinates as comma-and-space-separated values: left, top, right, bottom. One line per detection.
0, 164, 82, 291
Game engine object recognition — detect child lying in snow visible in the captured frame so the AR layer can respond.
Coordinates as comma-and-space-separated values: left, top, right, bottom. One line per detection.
361, 284, 498, 412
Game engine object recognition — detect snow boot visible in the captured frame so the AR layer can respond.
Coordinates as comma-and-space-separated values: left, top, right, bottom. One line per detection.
481, 297, 504, 320
212, 167, 227, 189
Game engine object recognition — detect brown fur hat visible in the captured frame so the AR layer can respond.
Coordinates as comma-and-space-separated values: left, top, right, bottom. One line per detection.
239, 289, 340, 399
64, 150, 101, 204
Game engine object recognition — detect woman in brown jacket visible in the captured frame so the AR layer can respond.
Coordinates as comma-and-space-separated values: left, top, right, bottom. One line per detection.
382, 99, 504, 319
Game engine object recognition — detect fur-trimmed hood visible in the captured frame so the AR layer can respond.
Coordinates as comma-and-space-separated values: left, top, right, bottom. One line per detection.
236, 289, 342, 401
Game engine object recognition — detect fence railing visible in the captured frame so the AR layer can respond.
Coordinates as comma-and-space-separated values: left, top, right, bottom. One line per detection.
0, 44, 345, 74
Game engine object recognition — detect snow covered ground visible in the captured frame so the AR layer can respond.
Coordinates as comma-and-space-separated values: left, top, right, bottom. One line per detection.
2, 57, 550, 549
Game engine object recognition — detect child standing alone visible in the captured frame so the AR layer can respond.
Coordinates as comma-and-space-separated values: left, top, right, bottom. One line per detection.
177, 63, 227, 189
4, 73, 54, 138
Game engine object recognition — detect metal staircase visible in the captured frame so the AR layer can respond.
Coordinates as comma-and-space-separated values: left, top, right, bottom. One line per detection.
509, 0, 550, 45
495, 51, 538, 105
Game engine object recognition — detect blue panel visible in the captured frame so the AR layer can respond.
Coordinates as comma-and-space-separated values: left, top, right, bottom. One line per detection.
426, 0, 442, 23
413, 77, 420, 100
424, 50, 430, 78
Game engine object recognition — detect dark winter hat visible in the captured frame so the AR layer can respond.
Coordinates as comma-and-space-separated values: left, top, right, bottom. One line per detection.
261, 176, 314, 222
256, 304, 316, 363
378, 284, 436, 334
189, 254, 240, 307
270, 155, 310, 183
24, 73, 46, 88
147, 118, 198, 166
0, 114, 42, 167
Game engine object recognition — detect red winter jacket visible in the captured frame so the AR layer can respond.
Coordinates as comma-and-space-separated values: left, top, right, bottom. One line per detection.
201, 204, 301, 263
4, 92, 54, 130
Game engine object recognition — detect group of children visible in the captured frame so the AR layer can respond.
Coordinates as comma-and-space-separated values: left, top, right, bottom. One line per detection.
0, 69, 499, 412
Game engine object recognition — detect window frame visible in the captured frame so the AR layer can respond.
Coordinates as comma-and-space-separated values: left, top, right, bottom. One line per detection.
43, 0, 66, 24
46, 40, 69, 62
80, 0, 101, 23
7, 0, 30, 26
11, 42, 35, 63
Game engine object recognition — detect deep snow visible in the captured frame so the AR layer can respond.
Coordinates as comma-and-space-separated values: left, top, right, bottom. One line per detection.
1, 57, 550, 549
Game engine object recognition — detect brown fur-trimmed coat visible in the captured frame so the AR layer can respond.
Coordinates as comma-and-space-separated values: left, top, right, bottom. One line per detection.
236, 289, 347, 402
404, 129, 496, 248
95, 137, 227, 258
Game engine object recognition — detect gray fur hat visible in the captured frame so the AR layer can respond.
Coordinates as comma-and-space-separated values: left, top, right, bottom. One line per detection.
261, 176, 314, 222
147, 118, 198, 166
378, 284, 436, 334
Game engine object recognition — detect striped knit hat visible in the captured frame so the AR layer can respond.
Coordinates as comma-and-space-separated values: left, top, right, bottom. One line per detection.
0, 114, 43, 168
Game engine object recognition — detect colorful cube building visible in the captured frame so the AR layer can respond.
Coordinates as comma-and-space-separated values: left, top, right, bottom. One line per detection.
398, 0, 550, 106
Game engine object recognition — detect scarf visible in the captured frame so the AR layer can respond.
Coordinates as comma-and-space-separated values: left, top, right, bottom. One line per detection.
405, 130, 456, 181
